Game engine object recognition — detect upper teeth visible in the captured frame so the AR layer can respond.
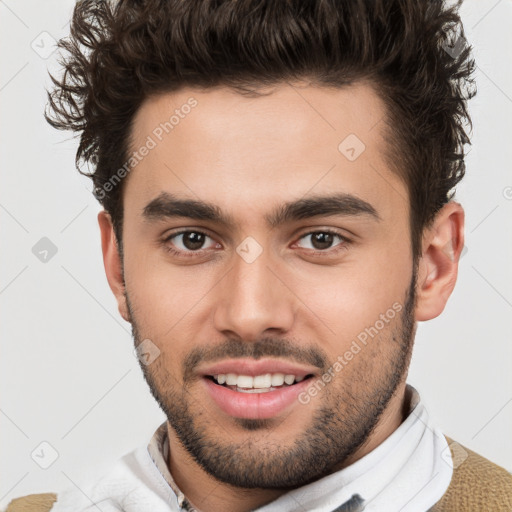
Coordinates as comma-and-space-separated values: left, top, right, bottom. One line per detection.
214, 373, 305, 388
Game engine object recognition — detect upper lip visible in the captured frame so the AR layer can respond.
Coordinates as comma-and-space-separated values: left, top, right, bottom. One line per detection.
199, 358, 318, 378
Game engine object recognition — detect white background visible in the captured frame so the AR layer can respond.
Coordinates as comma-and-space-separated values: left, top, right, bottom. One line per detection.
1, 0, 511, 507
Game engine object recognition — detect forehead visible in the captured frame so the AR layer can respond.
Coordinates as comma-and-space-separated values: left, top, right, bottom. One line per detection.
124, 82, 408, 226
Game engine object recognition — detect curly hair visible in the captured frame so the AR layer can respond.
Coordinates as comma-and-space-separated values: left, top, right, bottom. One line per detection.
45, 0, 476, 259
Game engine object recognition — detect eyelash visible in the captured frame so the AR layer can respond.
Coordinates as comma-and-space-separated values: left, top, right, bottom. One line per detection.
161, 229, 351, 258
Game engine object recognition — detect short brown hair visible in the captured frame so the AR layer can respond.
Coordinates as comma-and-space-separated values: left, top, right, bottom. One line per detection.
45, 0, 476, 259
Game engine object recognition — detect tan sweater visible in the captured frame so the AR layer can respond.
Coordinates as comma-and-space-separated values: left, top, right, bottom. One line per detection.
5, 437, 512, 512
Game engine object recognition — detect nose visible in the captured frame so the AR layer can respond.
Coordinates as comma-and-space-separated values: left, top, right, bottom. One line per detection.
213, 243, 295, 342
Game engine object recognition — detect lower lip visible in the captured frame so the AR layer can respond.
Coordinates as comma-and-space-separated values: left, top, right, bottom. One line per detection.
203, 377, 312, 419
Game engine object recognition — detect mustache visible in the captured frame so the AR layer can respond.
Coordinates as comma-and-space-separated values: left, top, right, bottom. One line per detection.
183, 337, 328, 382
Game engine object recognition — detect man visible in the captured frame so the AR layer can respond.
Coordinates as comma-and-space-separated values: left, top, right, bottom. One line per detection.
6, 0, 512, 510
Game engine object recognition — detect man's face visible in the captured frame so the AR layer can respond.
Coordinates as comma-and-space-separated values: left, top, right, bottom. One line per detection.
120, 82, 416, 488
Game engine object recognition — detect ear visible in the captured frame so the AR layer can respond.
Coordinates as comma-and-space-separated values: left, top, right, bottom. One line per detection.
415, 201, 465, 321
98, 210, 131, 323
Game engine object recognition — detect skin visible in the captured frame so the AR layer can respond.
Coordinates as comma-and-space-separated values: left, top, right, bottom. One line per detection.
98, 82, 465, 512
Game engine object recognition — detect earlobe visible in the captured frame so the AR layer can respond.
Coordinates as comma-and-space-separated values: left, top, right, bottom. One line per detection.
415, 202, 465, 322
97, 211, 131, 323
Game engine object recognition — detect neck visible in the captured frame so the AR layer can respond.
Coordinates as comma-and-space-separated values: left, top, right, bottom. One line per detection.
166, 383, 410, 512
166, 428, 283, 511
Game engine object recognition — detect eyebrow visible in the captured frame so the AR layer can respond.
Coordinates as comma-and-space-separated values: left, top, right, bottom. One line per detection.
142, 191, 381, 228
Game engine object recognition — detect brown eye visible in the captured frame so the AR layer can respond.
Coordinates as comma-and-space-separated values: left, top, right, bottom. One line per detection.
164, 230, 218, 254
311, 232, 334, 250
181, 231, 206, 250
296, 230, 347, 252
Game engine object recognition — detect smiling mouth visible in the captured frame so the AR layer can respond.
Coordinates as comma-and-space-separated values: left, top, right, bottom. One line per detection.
206, 372, 314, 393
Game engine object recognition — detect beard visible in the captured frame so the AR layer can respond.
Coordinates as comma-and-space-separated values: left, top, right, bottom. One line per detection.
126, 269, 417, 490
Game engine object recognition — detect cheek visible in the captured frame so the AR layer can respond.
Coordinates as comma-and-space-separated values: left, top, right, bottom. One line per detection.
124, 250, 217, 337
299, 258, 409, 306
288, 258, 411, 351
